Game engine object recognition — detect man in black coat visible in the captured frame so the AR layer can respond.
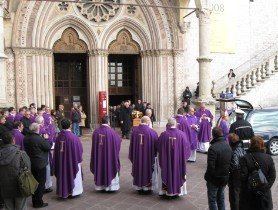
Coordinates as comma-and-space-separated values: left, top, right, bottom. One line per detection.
119, 101, 132, 139
205, 127, 232, 210
0, 116, 9, 145
21, 110, 33, 135
24, 123, 51, 208
229, 109, 254, 147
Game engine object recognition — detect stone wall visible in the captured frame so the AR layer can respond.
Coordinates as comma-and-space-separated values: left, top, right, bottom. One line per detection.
184, 0, 278, 93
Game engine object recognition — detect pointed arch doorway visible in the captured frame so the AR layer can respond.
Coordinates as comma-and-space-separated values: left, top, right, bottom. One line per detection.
108, 30, 141, 106
53, 28, 89, 121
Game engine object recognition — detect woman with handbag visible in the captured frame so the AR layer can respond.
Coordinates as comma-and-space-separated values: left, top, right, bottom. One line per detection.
0, 131, 31, 210
239, 136, 276, 210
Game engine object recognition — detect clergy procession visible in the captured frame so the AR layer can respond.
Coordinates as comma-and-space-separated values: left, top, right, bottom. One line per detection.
0, 100, 276, 210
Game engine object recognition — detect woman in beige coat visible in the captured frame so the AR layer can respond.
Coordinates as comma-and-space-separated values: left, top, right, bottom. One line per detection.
79, 105, 86, 136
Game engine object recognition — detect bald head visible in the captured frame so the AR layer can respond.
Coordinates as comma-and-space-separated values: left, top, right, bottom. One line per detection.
140, 116, 151, 125
167, 117, 177, 128
29, 123, 40, 134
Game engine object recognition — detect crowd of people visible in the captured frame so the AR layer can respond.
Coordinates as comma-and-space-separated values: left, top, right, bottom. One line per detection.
0, 100, 276, 210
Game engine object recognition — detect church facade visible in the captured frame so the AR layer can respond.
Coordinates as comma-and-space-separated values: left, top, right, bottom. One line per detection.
2, 0, 192, 125
1, 0, 278, 125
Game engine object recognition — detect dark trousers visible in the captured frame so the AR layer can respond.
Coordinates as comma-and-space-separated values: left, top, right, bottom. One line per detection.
79, 126, 83, 136
229, 185, 240, 210
31, 167, 46, 207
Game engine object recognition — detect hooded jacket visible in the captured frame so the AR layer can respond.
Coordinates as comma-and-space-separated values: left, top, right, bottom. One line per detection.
0, 144, 31, 198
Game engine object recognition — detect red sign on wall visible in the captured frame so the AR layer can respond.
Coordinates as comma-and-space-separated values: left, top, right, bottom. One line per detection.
99, 91, 107, 125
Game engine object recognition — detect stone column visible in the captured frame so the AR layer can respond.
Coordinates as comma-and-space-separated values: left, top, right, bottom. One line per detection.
193, 6, 216, 120
193, 3, 216, 122
0, 0, 7, 106
196, 8, 213, 101
88, 50, 109, 126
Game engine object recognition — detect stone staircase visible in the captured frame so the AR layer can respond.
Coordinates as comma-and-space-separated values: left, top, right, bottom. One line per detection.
213, 44, 278, 98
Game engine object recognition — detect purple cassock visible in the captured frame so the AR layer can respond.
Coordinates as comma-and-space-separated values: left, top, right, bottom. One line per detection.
90, 125, 122, 188
186, 114, 199, 150
6, 113, 15, 123
43, 113, 56, 143
195, 109, 214, 142
174, 115, 192, 145
14, 112, 23, 122
53, 130, 83, 198
157, 128, 190, 195
218, 119, 229, 143
12, 129, 25, 150
29, 113, 37, 123
129, 124, 158, 188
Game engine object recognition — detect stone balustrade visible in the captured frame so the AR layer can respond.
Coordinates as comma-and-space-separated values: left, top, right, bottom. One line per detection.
214, 53, 278, 98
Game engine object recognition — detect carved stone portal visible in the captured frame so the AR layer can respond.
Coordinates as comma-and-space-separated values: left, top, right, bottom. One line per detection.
53, 28, 88, 53
108, 29, 140, 54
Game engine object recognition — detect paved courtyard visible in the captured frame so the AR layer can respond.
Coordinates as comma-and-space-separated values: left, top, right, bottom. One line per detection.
26, 128, 278, 210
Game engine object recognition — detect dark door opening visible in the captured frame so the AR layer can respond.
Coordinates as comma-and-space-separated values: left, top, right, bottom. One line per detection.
54, 53, 88, 125
108, 54, 141, 106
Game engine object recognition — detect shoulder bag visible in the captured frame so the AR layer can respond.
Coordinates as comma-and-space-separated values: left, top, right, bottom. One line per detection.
17, 152, 39, 197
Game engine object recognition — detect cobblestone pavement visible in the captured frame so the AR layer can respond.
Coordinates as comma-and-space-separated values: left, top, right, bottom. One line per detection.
27, 128, 278, 210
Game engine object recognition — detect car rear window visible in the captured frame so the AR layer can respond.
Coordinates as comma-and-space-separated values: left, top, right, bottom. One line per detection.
249, 111, 278, 133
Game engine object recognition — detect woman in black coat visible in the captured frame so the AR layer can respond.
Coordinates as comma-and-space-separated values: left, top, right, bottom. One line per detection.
239, 136, 276, 210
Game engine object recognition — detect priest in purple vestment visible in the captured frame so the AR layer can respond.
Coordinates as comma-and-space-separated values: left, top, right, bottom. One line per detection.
174, 108, 192, 145
129, 116, 158, 192
186, 107, 199, 162
90, 116, 122, 191
157, 118, 191, 197
195, 103, 214, 153
53, 118, 83, 198
6, 107, 16, 123
216, 111, 229, 143
14, 107, 26, 122
12, 121, 25, 150
43, 107, 55, 143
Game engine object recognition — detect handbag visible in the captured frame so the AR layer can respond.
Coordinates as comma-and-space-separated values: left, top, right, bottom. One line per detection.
17, 152, 39, 197
247, 153, 268, 195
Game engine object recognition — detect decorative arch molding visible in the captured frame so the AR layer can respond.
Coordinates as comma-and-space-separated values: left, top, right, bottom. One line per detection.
43, 16, 97, 50
53, 27, 88, 53
108, 29, 140, 54
100, 18, 150, 50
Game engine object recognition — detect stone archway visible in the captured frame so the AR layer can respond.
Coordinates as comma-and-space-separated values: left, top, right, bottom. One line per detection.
53, 27, 89, 120
53, 27, 88, 53
107, 29, 142, 105
108, 29, 140, 54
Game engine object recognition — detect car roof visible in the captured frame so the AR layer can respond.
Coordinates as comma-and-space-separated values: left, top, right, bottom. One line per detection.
216, 98, 253, 110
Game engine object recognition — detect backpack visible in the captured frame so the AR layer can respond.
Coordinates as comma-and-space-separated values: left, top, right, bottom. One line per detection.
247, 153, 268, 196
17, 152, 39, 197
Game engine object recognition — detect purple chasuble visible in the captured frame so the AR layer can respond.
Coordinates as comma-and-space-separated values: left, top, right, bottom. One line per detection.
129, 124, 158, 187
174, 115, 192, 145
43, 113, 56, 143
53, 130, 83, 198
6, 113, 15, 123
29, 113, 37, 123
12, 129, 25, 150
14, 113, 23, 122
219, 119, 229, 143
195, 109, 214, 142
157, 128, 190, 195
186, 114, 199, 150
90, 125, 121, 187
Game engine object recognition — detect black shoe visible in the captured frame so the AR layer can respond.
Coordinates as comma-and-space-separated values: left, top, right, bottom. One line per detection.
33, 203, 48, 208
44, 188, 53, 193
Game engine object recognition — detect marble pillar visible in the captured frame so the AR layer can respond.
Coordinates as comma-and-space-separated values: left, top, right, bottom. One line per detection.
88, 50, 109, 126
0, 0, 7, 107
193, 6, 216, 121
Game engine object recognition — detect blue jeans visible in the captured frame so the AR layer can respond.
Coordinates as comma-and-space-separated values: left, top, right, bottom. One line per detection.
72, 122, 80, 136
207, 182, 226, 210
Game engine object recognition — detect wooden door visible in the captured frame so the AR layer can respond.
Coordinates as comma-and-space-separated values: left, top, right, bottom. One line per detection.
54, 53, 88, 121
